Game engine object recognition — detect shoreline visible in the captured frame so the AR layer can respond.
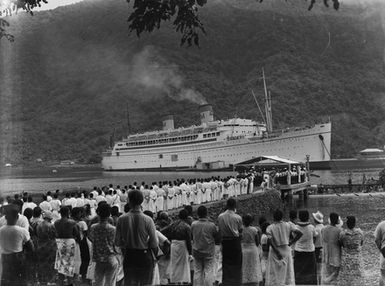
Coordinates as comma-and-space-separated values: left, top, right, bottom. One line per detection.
306, 191, 385, 198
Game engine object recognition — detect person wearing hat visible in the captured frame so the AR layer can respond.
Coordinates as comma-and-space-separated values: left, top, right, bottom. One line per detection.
35, 210, 57, 285
312, 211, 325, 285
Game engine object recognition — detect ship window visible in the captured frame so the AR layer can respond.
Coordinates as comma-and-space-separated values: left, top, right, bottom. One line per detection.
171, 154, 178, 161
203, 134, 207, 138
159, 154, 163, 159
116, 152, 120, 156
216, 132, 220, 136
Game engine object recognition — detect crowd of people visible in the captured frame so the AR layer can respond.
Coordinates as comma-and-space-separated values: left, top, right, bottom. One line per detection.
0, 175, 257, 218
1, 180, 385, 286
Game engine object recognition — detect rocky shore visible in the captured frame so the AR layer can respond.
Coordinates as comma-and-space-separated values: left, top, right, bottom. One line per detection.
169, 189, 283, 222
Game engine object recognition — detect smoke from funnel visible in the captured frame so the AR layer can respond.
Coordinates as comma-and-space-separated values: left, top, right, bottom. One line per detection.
130, 46, 207, 105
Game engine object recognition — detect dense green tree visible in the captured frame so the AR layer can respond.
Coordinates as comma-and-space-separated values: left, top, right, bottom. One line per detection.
1, 0, 340, 45
126, 0, 340, 46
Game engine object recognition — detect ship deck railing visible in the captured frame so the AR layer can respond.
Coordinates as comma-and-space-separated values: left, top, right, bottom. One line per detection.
124, 126, 219, 142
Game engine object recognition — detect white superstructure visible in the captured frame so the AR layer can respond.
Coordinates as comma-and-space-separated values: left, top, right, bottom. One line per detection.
102, 104, 331, 171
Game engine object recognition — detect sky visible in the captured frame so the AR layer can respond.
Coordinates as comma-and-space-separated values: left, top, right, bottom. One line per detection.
35, 0, 84, 11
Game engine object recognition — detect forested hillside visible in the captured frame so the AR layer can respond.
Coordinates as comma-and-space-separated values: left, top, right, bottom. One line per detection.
0, 0, 384, 164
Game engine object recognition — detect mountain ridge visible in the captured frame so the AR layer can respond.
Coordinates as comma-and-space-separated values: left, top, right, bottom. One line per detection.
0, 0, 384, 164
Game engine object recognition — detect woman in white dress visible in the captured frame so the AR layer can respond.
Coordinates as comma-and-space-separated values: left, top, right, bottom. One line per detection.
265, 209, 303, 286
241, 214, 263, 285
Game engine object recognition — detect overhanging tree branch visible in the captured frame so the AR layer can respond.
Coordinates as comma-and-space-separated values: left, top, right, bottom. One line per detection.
127, 0, 340, 47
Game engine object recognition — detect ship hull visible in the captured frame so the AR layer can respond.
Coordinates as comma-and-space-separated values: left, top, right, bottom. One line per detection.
102, 123, 331, 171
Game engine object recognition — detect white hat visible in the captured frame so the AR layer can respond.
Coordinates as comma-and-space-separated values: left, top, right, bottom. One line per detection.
43, 210, 53, 221
312, 211, 324, 223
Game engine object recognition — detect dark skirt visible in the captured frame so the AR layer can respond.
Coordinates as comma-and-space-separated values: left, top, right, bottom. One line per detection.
36, 238, 57, 283
1, 252, 27, 286
294, 250, 317, 285
315, 247, 322, 263
222, 238, 242, 286
79, 237, 90, 276
123, 249, 154, 286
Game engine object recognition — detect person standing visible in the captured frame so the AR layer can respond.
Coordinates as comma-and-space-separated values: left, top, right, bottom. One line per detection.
72, 207, 90, 281
54, 206, 81, 285
294, 210, 318, 285
0, 205, 34, 286
96, 190, 106, 204
142, 185, 151, 212
115, 189, 158, 286
241, 214, 263, 285
22, 196, 37, 214
143, 210, 171, 286
0, 201, 30, 230
265, 209, 302, 286
322, 212, 342, 285
88, 203, 119, 286
50, 194, 62, 220
35, 211, 57, 285
155, 184, 165, 213
218, 198, 243, 286
312, 210, 325, 285
167, 184, 175, 210
149, 186, 158, 214
260, 221, 270, 283
337, 216, 364, 286
375, 218, 385, 286
191, 205, 220, 286
164, 209, 192, 284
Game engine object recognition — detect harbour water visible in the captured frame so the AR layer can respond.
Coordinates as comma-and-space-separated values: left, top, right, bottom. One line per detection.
0, 166, 382, 195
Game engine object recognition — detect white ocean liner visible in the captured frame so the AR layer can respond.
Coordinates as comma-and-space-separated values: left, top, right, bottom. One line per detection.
102, 103, 331, 171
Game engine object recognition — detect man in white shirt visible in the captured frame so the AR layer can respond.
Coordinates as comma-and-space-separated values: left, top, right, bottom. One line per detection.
0, 201, 30, 230
105, 190, 114, 206
22, 196, 37, 214
39, 195, 53, 213
0, 205, 34, 285
115, 185, 122, 196
75, 193, 85, 208
50, 194, 62, 212
66, 193, 78, 209
91, 187, 99, 199
96, 190, 106, 204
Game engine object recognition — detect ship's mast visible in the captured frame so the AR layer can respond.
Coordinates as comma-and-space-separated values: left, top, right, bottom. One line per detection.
251, 89, 266, 125
109, 127, 116, 148
126, 102, 131, 137
262, 68, 273, 133
268, 90, 273, 131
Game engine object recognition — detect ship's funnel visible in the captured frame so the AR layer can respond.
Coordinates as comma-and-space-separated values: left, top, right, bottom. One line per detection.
162, 115, 174, 130
200, 104, 214, 125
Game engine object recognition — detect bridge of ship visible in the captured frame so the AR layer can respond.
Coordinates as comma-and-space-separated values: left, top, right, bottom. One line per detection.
235, 155, 310, 193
